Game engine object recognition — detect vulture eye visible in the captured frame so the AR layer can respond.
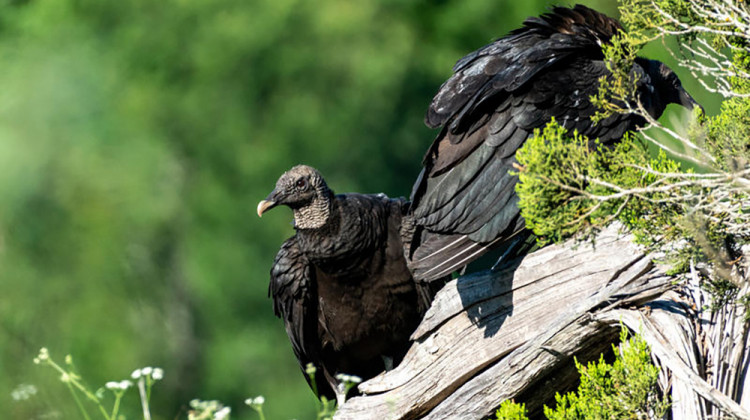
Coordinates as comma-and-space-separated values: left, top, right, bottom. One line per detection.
295, 178, 308, 190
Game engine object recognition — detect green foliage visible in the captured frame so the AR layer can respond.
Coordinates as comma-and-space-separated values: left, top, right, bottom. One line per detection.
495, 400, 529, 420
516, 120, 685, 248
618, 0, 700, 42
494, 329, 667, 420
518, 0, 750, 298
33, 347, 163, 420
516, 118, 747, 287
515, 121, 604, 244
591, 34, 642, 124
34, 347, 340, 420
703, 96, 750, 171
618, 0, 749, 97
544, 328, 668, 419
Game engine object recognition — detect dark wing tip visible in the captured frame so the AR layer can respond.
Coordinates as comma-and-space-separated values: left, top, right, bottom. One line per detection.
510, 4, 622, 42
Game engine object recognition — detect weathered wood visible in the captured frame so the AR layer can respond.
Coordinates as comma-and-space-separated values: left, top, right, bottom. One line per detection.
598, 307, 750, 419
333, 225, 750, 420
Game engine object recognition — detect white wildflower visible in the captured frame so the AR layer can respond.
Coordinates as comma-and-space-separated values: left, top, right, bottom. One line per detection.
214, 406, 231, 420
245, 395, 266, 407
335, 373, 362, 384
305, 363, 316, 376
11, 384, 37, 401
152, 367, 164, 380
131, 368, 142, 379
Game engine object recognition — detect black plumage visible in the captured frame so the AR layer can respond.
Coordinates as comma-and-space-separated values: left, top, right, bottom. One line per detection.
258, 165, 433, 403
406, 4, 700, 282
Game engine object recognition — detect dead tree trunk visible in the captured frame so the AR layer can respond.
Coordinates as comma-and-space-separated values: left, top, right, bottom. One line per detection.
334, 225, 750, 420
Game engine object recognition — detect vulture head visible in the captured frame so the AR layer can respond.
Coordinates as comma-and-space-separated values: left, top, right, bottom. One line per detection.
257, 165, 334, 229
638, 58, 702, 119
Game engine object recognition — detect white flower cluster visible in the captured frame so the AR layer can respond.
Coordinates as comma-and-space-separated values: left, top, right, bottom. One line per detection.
11, 384, 38, 401
131, 366, 164, 381
335, 373, 362, 384
188, 399, 231, 420
104, 380, 133, 391
33, 348, 50, 365
335, 373, 363, 400
214, 407, 231, 420
244, 396, 265, 407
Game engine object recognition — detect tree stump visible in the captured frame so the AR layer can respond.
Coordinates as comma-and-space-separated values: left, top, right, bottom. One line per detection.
333, 225, 750, 420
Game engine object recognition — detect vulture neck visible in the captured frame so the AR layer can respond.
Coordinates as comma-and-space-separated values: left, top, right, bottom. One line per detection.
293, 187, 333, 230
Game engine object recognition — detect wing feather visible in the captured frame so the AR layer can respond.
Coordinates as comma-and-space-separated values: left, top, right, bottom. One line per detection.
414, 143, 496, 219
269, 238, 329, 395
408, 5, 632, 281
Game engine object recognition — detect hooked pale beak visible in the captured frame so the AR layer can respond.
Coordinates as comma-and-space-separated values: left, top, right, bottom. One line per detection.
257, 200, 277, 217
257, 189, 283, 217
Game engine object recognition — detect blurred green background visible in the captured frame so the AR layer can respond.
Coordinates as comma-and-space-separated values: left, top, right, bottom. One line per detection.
0, 0, 715, 419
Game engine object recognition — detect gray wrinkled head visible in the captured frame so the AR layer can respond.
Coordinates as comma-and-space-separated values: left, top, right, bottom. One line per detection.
257, 165, 333, 229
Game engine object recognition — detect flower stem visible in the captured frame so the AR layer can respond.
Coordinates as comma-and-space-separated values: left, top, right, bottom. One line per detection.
137, 377, 152, 420
43, 358, 110, 420
111, 393, 122, 420
65, 380, 92, 420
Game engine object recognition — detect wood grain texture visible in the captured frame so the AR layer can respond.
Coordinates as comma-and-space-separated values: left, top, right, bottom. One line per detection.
334, 225, 750, 420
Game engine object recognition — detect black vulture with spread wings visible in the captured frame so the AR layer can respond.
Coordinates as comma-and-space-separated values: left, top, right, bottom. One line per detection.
258, 165, 436, 403
405, 4, 699, 281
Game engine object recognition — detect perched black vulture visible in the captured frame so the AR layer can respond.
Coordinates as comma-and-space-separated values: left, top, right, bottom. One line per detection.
406, 4, 700, 281
258, 165, 433, 404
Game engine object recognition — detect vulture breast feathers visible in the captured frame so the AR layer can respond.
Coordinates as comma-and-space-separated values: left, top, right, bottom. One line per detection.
406, 4, 699, 281
258, 165, 435, 402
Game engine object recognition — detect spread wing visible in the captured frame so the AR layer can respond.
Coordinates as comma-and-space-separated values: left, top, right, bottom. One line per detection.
269, 237, 330, 397
407, 5, 635, 281
425, 4, 622, 134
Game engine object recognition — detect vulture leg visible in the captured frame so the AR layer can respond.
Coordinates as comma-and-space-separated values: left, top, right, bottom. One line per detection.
335, 388, 347, 407
321, 369, 346, 406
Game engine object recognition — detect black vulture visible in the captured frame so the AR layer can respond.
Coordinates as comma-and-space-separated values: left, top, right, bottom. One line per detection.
258, 165, 435, 404
406, 4, 700, 282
